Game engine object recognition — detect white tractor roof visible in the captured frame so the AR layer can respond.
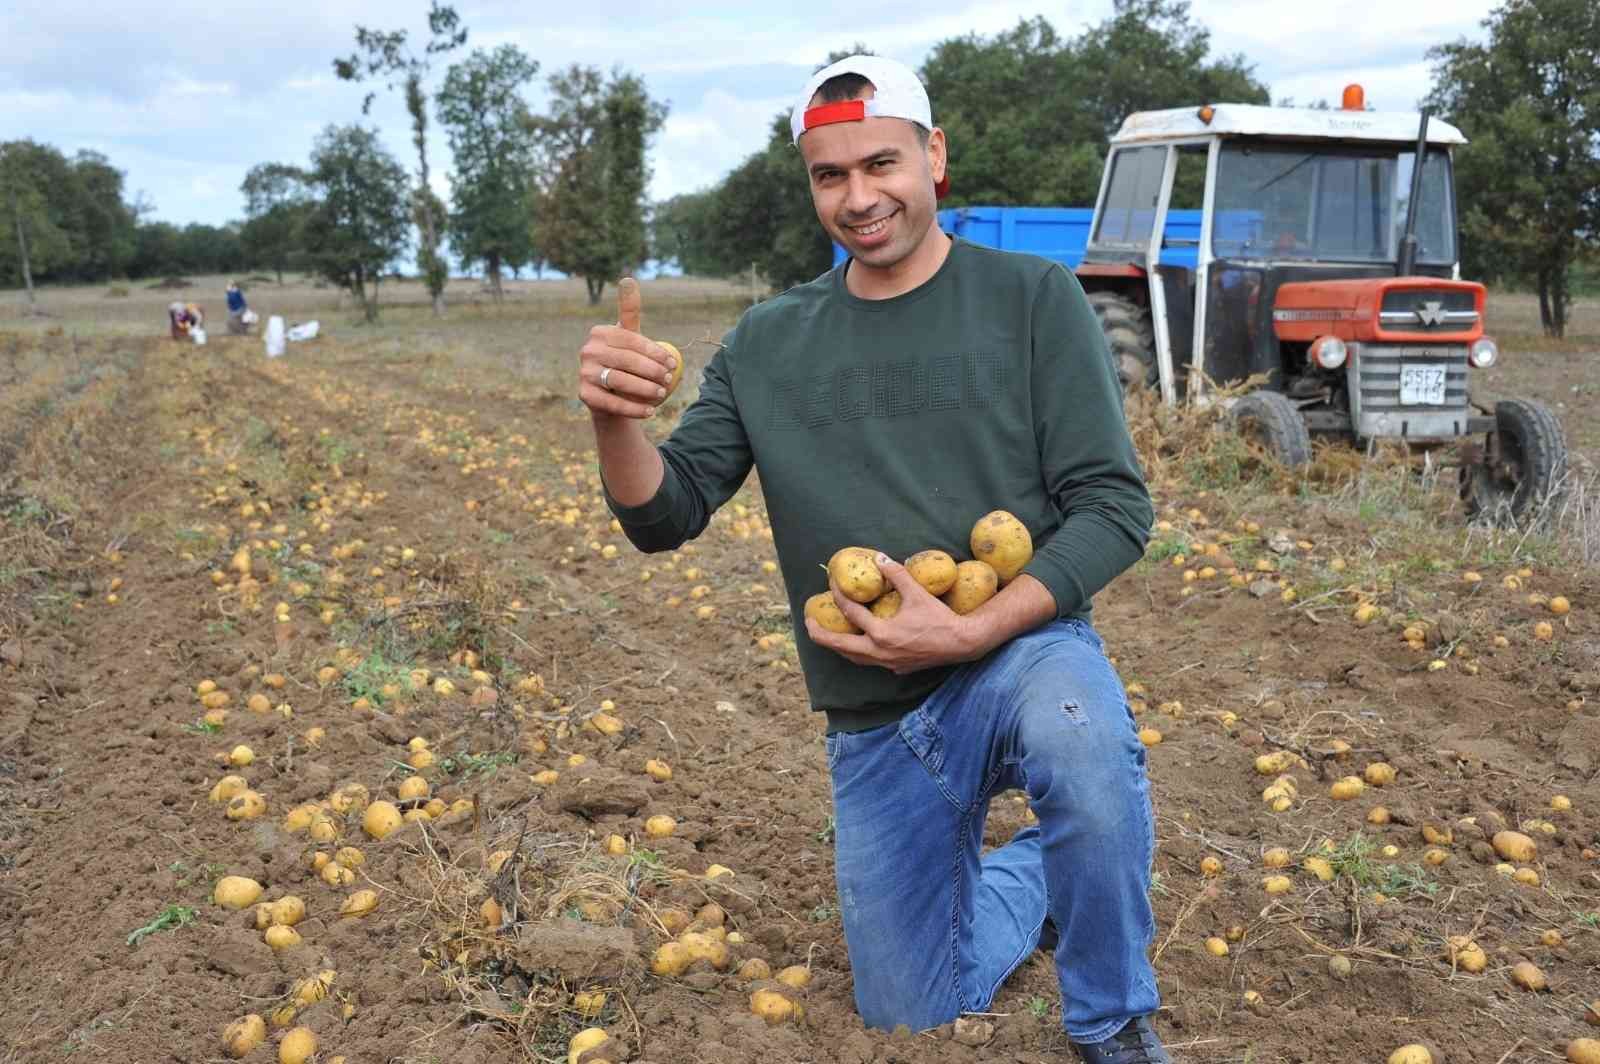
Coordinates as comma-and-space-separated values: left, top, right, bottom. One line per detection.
1111, 104, 1468, 147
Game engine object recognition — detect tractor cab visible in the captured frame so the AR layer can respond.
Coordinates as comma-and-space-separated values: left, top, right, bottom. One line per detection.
1080, 86, 1567, 518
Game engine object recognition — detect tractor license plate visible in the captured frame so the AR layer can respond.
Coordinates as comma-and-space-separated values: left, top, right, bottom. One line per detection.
1399, 364, 1447, 405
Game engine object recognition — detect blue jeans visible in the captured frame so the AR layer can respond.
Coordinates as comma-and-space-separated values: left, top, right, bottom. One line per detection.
825, 619, 1159, 1043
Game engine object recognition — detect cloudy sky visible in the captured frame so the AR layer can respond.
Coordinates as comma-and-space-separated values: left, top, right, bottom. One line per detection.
1, 0, 1497, 230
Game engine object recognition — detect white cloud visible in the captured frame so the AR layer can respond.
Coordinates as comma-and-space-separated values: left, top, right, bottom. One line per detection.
0, 0, 1497, 229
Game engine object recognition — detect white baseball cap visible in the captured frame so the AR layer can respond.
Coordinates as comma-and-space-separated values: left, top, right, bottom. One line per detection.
790, 55, 948, 197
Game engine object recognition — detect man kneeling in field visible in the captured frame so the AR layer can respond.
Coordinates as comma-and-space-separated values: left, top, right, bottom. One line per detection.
579, 55, 1170, 1064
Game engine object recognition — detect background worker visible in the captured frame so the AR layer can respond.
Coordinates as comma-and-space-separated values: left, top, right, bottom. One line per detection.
579, 55, 1169, 1064
225, 281, 250, 335
168, 301, 203, 340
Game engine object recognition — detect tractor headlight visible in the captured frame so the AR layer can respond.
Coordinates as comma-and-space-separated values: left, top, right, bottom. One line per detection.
1310, 335, 1348, 370
1469, 336, 1498, 368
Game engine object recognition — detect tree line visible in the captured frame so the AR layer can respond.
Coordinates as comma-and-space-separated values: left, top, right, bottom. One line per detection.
1, 0, 1595, 334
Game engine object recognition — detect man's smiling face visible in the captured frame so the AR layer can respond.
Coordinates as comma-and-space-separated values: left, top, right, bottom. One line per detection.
798, 89, 945, 273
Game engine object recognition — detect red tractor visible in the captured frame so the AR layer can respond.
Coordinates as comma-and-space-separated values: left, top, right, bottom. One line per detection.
1079, 84, 1567, 519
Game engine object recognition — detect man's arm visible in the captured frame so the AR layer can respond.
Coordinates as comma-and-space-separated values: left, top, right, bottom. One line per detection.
1019, 265, 1154, 617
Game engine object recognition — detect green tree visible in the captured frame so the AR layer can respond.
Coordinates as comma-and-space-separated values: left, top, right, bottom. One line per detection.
535, 66, 666, 304
1426, 0, 1599, 338
651, 190, 722, 276
302, 125, 412, 323
333, 1, 467, 316
69, 151, 137, 281
241, 163, 312, 284
0, 141, 72, 303
436, 44, 540, 301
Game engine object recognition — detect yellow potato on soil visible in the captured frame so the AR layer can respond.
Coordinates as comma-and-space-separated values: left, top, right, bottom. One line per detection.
1262, 848, 1290, 869
681, 931, 731, 970
264, 924, 302, 951
279, 1026, 316, 1064
942, 560, 999, 615
363, 800, 403, 840
340, 890, 378, 917
1199, 856, 1222, 876
574, 989, 607, 1018
1570, 1039, 1600, 1064
905, 550, 958, 596
1204, 936, 1229, 957
226, 790, 267, 821
738, 958, 772, 981
1492, 830, 1537, 863
1586, 1000, 1600, 1026
222, 1014, 266, 1058
1364, 762, 1396, 786
651, 940, 694, 976
1253, 750, 1296, 775
1446, 936, 1487, 973
970, 510, 1033, 583
869, 590, 902, 620
215, 876, 264, 910
1510, 960, 1547, 991
828, 547, 885, 603
271, 896, 306, 927
644, 814, 676, 838
396, 775, 430, 802
775, 965, 811, 989
804, 592, 860, 635
1387, 1046, 1432, 1064
210, 775, 249, 803
1329, 776, 1365, 800
644, 759, 672, 782
750, 988, 800, 1025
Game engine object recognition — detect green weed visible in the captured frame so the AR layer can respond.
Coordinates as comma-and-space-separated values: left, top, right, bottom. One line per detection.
126, 904, 197, 947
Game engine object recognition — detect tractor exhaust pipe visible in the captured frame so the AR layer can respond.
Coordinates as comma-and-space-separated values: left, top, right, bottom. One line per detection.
1396, 109, 1430, 277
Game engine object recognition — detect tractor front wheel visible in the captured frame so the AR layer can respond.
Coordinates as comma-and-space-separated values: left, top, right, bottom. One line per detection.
1229, 390, 1312, 468
1460, 398, 1567, 521
1087, 290, 1158, 393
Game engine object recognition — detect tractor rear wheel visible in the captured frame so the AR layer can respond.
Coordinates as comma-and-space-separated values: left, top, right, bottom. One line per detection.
1087, 290, 1157, 392
1229, 390, 1312, 468
1460, 398, 1567, 521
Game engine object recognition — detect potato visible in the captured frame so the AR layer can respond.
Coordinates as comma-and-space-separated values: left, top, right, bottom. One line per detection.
970, 510, 1033, 583
226, 790, 267, 821
658, 340, 684, 397
283, 804, 320, 833
210, 775, 250, 803
1204, 936, 1229, 957
1262, 848, 1290, 868
1329, 776, 1365, 800
869, 590, 903, 620
1199, 856, 1222, 877
644, 759, 672, 782
1571, 1039, 1600, 1064
1253, 750, 1297, 775
363, 800, 403, 840
827, 547, 884, 604
291, 970, 335, 1006
651, 940, 694, 976
340, 889, 378, 917
397, 775, 430, 802
1303, 856, 1334, 882
941, 560, 998, 615
602, 834, 628, 856
750, 988, 800, 1024
1587, 1000, 1600, 1026
1261, 875, 1292, 895
1364, 762, 1397, 786
681, 931, 731, 970
320, 862, 355, 888
1387, 1046, 1432, 1064
222, 1014, 266, 1058
1447, 936, 1487, 973
905, 549, 958, 596
804, 592, 859, 635
215, 876, 264, 910
775, 964, 811, 989
1510, 960, 1547, 991
1492, 830, 1537, 862
737, 958, 772, 981
279, 1026, 316, 1064
272, 896, 307, 927
644, 814, 676, 838
568, 1027, 614, 1064
264, 924, 302, 951
328, 782, 369, 814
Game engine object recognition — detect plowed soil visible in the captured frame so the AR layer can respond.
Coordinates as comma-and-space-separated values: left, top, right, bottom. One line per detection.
2, 325, 1596, 1064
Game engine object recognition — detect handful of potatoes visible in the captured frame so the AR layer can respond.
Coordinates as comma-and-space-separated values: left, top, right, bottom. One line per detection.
804, 510, 1033, 636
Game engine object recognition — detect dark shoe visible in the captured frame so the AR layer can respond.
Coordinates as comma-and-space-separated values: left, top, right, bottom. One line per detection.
1072, 1015, 1171, 1064
1037, 916, 1059, 952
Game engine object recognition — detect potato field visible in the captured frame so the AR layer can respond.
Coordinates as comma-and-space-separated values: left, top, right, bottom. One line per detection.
0, 278, 1596, 1064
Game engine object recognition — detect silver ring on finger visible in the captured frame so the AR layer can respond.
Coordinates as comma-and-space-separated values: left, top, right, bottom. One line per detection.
599, 366, 613, 391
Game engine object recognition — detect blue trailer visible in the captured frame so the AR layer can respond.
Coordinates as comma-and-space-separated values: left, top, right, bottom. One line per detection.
831, 206, 1207, 270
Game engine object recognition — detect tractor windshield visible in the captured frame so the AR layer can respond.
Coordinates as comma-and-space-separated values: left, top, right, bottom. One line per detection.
1211, 143, 1455, 265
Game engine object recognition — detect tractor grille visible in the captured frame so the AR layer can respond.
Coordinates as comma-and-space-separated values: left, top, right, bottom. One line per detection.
1348, 344, 1472, 440
1378, 289, 1477, 332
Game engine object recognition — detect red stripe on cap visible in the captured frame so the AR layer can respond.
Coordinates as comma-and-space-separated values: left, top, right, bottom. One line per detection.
803, 99, 866, 130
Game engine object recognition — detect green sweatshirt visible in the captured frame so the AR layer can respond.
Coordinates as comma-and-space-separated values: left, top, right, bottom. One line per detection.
605, 238, 1153, 733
